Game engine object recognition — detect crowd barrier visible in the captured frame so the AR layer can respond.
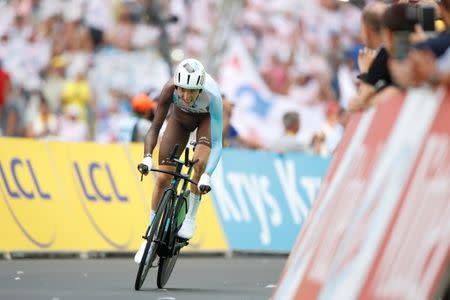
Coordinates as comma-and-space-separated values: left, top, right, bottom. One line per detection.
273, 86, 450, 300
0, 139, 330, 256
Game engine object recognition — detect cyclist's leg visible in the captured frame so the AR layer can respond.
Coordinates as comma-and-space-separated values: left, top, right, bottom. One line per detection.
151, 115, 190, 211
177, 114, 211, 239
190, 112, 212, 194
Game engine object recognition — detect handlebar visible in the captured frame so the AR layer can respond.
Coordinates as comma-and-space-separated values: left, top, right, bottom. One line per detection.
138, 143, 199, 182
149, 168, 197, 185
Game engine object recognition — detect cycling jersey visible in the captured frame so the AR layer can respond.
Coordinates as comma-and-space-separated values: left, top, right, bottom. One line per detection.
171, 73, 223, 175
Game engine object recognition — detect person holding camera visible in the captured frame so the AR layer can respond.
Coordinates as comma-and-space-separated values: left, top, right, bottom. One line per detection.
389, 0, 450, 87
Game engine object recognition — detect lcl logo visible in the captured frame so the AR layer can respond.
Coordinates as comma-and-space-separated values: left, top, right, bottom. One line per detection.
73, 162, 128, 202
0, 158, 55, 248
0, 158, 51, 200
73, 161, 132, 250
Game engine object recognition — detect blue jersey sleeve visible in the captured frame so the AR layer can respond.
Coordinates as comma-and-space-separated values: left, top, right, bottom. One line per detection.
205, 93, 223, 175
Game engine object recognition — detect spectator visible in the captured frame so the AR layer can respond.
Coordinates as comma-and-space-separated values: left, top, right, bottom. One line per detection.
0, 59, 11, 112
0, 86, 26, 137
61, 68, 92, 121
349, 1, 389, 112
413, 0, 450, 57
319, 101, 344, 154
116, 93, 156, 143
269, 111, 308, 153
57, 103, 89, 142
41, 55, 67, 114
261, 52, 291, 95
25, 93, 58, 139
104, 2, 135, 51
389, 0, 450, 87
309, 131, 328, 157
61, 11, 93, 53
222, 95, 237, 147
131, 93, 157, 142
83, 0, 114, 50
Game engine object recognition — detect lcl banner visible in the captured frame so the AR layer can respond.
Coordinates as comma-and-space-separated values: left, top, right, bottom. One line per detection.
0, 140, 229, 253
0, 138, 72, 250
273, 86, 450, 300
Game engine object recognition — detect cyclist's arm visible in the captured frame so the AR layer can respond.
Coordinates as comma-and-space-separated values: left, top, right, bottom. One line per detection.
144, 80, 175, 156
205, 93, 223, 175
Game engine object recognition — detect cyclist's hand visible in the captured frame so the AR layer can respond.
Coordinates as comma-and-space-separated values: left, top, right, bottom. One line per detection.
198, 173, 211, 194
138, 156, 153, 175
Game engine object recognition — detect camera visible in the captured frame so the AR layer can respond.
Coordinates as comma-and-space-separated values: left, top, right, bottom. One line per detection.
412, 6, 436, 32
393, 5, 436, 60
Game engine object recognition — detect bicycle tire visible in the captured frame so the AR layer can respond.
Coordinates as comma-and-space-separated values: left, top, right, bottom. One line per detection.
157, 250, 179, 288
156, 193, 188, 288
134, 189, 174, 290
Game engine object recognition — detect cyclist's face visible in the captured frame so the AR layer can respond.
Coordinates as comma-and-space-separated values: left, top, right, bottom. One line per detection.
176, 87, 201, 106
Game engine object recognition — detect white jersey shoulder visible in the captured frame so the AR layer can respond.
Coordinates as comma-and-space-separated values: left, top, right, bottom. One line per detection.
173, 73, 221, 113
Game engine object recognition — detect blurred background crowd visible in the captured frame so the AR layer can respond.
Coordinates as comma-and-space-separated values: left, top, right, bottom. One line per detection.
0, 0, 448, 157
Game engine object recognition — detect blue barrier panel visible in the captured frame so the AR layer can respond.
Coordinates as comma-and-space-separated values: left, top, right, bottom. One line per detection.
210, 149, 331, 252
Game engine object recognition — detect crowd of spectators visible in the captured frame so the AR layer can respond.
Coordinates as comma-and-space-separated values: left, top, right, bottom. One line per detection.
1, 0, 447, 157
226, 0, 360, 155
349, 0, 450, 113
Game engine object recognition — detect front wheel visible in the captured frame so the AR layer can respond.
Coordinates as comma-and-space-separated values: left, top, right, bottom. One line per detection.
156, 193, 188, 288
134, 189, 174, 290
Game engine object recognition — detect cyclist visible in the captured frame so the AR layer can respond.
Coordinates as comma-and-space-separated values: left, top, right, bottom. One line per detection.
135, 58, 223, 263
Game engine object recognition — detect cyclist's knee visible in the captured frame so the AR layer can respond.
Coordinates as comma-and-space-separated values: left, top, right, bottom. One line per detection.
155, 173, 171, 188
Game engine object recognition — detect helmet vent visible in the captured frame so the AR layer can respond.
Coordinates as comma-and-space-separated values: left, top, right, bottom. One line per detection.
187, 74, 191, 84
178, 72, 181, 82
183, 63, 195, 73
196, 76, 201, 85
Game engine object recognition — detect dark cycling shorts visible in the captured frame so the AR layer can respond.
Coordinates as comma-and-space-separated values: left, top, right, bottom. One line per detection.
159, 106, 211, 166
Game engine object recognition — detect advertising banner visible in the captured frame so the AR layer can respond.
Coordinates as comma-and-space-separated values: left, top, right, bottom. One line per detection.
273, 87, 450, 300
211, 148, 331, 252
47, 142, 148, 251
0, 138, 74, 250
359, 88, 450, 300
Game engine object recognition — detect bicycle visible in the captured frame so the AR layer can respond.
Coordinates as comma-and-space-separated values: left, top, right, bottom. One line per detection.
134, 143, 198, 290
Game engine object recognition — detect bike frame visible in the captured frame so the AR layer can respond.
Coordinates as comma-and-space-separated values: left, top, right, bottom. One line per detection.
156, 155, 196, 257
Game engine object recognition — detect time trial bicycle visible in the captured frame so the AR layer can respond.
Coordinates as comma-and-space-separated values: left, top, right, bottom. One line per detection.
134, 143, 198, 290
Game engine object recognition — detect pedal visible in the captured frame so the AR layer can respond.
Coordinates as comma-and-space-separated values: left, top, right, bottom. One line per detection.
174, 239, 189, 252
177, 237, 189, 244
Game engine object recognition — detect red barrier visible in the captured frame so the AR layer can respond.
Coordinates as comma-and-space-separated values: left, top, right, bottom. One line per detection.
273, 87, 450, 300
360, 88, 450, 300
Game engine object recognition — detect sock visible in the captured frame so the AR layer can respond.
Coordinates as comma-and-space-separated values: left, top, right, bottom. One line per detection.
148, 210, 155, 225
186, 193, 200, 220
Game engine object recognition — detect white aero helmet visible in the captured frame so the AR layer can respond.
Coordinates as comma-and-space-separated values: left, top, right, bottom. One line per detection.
174, 58, 206, 89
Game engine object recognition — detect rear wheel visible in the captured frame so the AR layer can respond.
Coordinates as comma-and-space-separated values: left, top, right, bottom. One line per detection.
134, 189, 174, 290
